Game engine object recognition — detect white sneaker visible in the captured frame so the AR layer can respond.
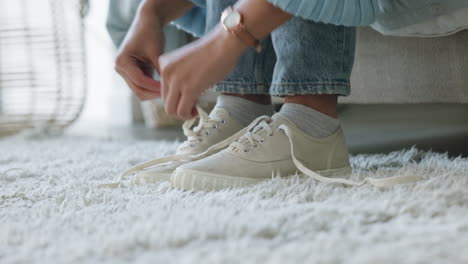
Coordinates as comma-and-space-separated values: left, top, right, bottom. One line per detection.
171, 114, 423, 191
99, 106, 246, 188
175, 107, 243, 155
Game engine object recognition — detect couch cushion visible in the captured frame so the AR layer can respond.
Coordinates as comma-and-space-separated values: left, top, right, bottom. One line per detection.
342, 27, 468, 104
372, 7, 468, 37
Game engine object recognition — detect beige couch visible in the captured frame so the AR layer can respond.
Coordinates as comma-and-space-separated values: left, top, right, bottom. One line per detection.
346, 27, 468, 104
340, 28, 468, 155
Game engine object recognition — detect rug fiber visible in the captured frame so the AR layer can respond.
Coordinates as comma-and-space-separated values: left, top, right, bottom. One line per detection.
1, 134, 467, 264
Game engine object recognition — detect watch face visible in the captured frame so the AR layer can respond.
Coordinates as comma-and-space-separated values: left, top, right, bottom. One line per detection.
223, 11, 241, 29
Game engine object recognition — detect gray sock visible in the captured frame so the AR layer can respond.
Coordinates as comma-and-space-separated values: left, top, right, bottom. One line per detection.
279, 103, 340, 137
214, 95, 274, 126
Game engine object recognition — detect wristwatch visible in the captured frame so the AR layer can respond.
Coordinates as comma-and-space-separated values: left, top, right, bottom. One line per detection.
221, 6, 262, 53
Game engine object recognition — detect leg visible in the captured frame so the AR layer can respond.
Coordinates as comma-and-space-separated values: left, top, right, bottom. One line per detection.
271, 18, 356, 118
171, 20, 357, 191
205, 0, 275, 104
204, 0, 276, 126
269, 18, 355, 138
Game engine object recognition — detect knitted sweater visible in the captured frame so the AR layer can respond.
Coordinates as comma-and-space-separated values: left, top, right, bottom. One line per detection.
173, 0, 468, 37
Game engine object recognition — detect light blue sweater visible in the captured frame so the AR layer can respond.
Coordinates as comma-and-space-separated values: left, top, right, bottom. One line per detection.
107, 0, 468, 46
173, 0, 468, 37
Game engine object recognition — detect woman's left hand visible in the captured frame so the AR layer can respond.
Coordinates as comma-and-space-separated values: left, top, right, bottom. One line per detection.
159, 26, 247, 120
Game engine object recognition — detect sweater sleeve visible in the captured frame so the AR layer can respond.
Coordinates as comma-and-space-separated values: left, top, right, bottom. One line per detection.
171, 0, 206, 37
267, 0, 380, 26
106, 0, 142, 47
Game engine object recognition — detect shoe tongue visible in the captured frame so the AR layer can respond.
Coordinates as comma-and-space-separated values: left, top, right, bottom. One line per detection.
235, 117, 274, 146
178, 109, 219, 153
231, 114, 295, 151
271, 112, 297, 128
271, 113, 285, 123
209, 107, 228, 119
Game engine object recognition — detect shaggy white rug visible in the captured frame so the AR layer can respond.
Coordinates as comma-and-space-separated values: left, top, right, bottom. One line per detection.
1, 133, 468, 264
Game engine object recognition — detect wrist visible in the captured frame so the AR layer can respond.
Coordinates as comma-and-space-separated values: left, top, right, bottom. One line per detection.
212, 25, 249, 57
140, 0, 164, 10
139, 0, 194, 25
139, 0, 167, 24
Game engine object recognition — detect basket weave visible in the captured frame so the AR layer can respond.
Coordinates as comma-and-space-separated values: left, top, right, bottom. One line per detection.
0, 0, 88, 136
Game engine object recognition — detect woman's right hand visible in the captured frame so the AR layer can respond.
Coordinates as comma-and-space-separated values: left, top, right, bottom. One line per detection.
114, 2, 165, 101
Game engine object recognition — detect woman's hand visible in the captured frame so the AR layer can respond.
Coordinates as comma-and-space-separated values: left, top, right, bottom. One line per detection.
114, 3, 167, 101
159, 26, 248, 120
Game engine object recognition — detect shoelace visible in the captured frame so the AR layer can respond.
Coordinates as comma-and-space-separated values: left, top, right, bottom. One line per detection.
230, 118, 272, 152
0, 168, 27, 180
230, 118, 422, 187
178, 107, 226, 150
277, 124, 424, 187
98, 111, 270, 188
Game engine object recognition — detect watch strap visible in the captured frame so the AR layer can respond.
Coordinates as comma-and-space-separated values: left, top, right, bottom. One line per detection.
230, 24, 262, 53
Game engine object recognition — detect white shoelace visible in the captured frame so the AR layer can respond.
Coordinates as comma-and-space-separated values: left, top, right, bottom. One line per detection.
178, 107, 227, 151
231, 118, 422, 187
277, 124, 424, 187
230, 118, 273, 152
0, 168, 27, 181
98, 111, 269, 188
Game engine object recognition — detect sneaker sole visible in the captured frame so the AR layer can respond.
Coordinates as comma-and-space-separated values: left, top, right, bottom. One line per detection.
131, 172, 172, 186
171, 166, 353, 191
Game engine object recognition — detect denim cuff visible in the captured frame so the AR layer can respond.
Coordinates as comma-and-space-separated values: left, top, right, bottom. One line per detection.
214, 81, 272, 95
270, 80, 351, 97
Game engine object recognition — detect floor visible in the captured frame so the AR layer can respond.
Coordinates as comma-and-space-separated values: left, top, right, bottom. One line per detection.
1, 134, 467, 263
339, 104, 468, 156
69, 103, 468, 157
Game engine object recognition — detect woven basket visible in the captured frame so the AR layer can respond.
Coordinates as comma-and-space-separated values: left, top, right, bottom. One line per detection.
0, 0, 88, 136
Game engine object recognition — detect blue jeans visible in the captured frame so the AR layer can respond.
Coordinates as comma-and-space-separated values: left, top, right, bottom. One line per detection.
205, 0, 356, 96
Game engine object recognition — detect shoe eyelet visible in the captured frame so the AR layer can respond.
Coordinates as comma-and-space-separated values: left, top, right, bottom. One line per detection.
213, 125, 218, 129
221, 120, 227, 124
260, 139, 265, 143
243, 149, 250, 153
205, 131, 210, 136
268, 133, 273, 137
198, 139, 204, 142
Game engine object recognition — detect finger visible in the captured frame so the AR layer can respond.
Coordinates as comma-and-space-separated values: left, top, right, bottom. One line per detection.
116, 56, 161, 92
121, 72, 160, 100
177, 93, 198, 120
160, 74, 167, 101
131, 83, 160, 101
158, 54, 170, 72
159, 63, 172, 102
151, 57, 161, 75
124, 65, 161, 92
134, 88, 160, 101
164, 85, 181, 117
191, 106, 198, 117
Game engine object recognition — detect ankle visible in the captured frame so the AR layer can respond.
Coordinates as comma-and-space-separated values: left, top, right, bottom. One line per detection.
222, 93, 272, 105
215, 95, 275, 126
279, 103, 340, 138
284, 95, 338, 118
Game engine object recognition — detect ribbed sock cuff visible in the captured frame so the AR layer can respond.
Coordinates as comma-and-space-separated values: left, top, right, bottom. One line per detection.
214, 95, 275, 126
280, 103, 340, 138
